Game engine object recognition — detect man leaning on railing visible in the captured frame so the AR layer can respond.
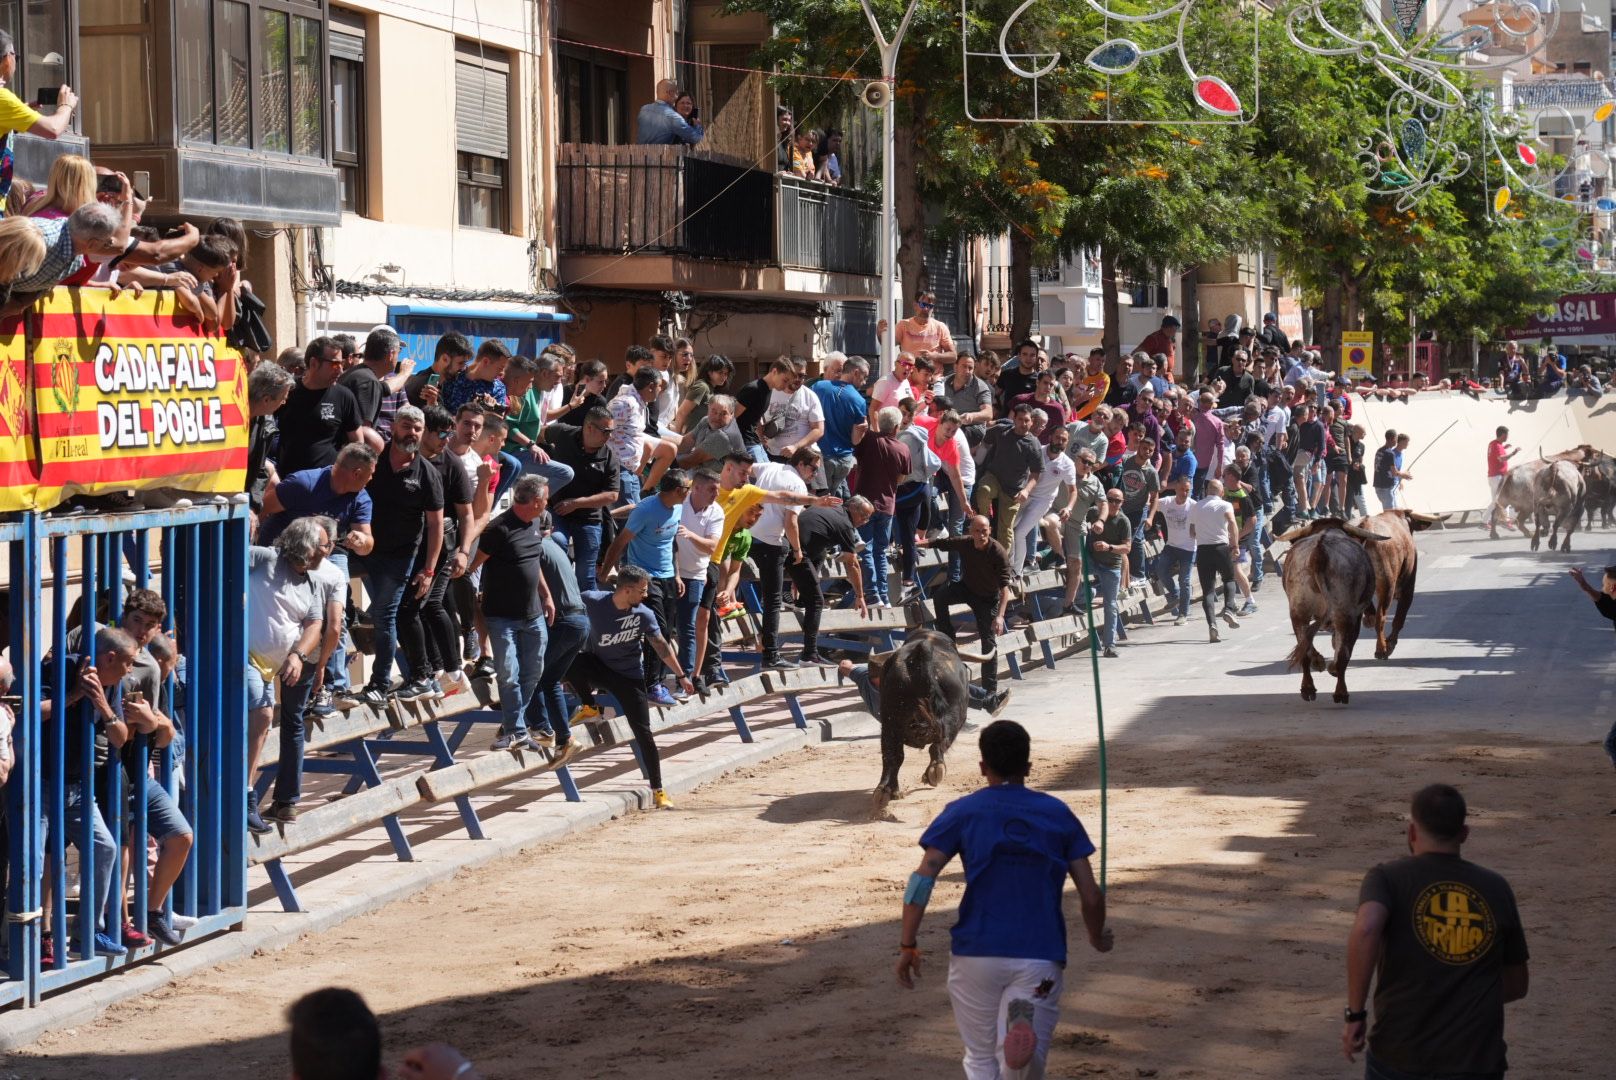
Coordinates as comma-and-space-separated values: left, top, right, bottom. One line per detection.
635, 78, 703, 146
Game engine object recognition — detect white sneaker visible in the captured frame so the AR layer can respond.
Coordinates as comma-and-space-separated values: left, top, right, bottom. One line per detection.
169, 913, 199, 931
1209, 625, 1221, 643
1173, 615, 1186, 627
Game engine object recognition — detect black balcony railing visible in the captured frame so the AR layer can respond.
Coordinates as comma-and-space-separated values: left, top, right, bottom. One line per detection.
558, 144, 877, 276
777, 175, 878, 276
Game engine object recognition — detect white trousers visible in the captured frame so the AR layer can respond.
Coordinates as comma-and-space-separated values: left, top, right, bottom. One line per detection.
1011, 496, 1057, 572
1486, 474, 1515, 525
947, 954, 1065, 1080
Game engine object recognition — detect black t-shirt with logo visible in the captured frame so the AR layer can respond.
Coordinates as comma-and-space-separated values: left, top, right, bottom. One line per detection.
365, 447, 445, 561
539, 423, 618, 525
478, 508, 547, 621
275, 382, 362, 474
1359, 852, 1528, 1076
338, 365, 384, 425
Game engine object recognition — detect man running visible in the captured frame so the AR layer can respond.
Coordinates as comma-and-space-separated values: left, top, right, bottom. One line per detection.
1486, 426, 1520, 531
1569, 564, 1616, 796
895, 720, 1112, 1079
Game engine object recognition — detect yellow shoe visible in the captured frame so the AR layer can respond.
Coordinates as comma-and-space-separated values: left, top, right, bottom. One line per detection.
653, 789, 674, 810
569, 704, 602, 726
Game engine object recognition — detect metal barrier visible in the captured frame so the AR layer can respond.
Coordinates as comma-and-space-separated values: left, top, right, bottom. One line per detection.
2, 503, 248, 1008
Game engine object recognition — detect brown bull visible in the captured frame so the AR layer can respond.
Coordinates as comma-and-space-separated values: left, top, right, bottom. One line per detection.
1351, 509, 1440, 660
1280, 518, 1384, 704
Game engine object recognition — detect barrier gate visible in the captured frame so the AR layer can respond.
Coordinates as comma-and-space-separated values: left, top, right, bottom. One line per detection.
1, 502, 248, 1008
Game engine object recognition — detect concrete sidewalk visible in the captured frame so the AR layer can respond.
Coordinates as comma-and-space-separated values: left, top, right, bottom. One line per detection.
0, 693, 881, 1051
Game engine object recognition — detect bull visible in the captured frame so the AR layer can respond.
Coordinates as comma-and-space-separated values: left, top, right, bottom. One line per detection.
871, 630, 993, 813
1580, 451, 1616, 530
1490, 446, 1593, 546
1532, 459, 1585, 552
1351, 509, 1441, 660
1279, 518, 1384, 704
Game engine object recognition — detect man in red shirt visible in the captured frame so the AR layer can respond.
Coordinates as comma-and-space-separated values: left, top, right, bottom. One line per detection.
1133, 315, 1180, 382
1486, 426, 1519, 532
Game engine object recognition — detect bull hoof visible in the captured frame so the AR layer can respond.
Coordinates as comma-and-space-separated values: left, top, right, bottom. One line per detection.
921, 761, 946, 787
1334, 688, 1350, 704
870, 786, 899, 817
1530, 540, 1541, 552
1374, 647, 1388, 660
1301, 686, 1317, 702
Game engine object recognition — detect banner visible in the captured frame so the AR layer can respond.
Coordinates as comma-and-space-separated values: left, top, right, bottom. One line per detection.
0, 314, 33, 512
1503, 292, 1616, 340
1341, 331, 1374, 380
25, 288, 248, 510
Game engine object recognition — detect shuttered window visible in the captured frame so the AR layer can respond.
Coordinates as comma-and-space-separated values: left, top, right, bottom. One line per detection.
455, 44, 510, 160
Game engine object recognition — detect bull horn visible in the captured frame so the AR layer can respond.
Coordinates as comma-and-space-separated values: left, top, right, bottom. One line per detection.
1343, 523, 1388, 542
954, 647, 998, 664
1276, 524, 1313, 543
1408, 511, 1443, 524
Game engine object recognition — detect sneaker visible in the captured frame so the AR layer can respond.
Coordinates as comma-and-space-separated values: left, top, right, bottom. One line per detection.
462, 633, 481, 662
653, 789, 674, 810
247, 799, 271, 836
1220, 610, 1241, 629
707, 668, 731, 687
665, 679, 691, 702
91, 932, 127, 957
306, 687, 336, 717
1173, 615, 1187, 627
492, 731, 532, 751
121, 922, 153, 949
717, 601, 746, 620
437, 670, 469, 697
348, 684, 391, 710
898, 583, 921, 604
169, 913, 199, 932
986, 690, 1011, 718
395, 678, 442, 702
552, 741, 580, 769
146, 912, 181, 946
264, 801, 299, 825
470, 656, 496, 680
569, 704, 603, 726
647, 684, 679, 708
530, 730, 556, 748
1209, 625, 1222, 644
1003, 999, 1037, 1070
797, 652, 832, 666
761, 654, 799, 670
1239, 600, 1258, 616
1102, 647, 1119, 658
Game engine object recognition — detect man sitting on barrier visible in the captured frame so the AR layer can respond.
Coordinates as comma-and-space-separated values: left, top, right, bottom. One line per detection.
568, 565, 694, 811
40, 626, 139, 961
922, 515, 1013, 700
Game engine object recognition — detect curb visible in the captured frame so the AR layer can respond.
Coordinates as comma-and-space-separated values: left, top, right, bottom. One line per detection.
0, 710, 871, 1052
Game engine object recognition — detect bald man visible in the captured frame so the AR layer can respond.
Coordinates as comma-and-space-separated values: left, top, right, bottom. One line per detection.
635, 78, 703, 146
920, 514, 1013, 695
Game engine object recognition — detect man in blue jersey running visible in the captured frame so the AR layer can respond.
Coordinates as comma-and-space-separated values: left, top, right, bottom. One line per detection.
895, 720, 1113, 1079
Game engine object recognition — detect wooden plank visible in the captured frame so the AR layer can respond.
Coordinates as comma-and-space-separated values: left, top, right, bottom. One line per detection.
760, 666, 836, 694
417, 745, 556, 804
647, 673, 769, 726
247, 776, 424, 865
255, 705, 393, 771
1026, 614, 1092, 643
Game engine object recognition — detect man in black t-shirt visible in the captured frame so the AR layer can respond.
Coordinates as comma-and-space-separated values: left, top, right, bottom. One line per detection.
398, 404, 479, 696
338, 326, 410, 428
470, 475, 555, 750
790, 498, 871, 664
1569, 565, 1616, 777
348, 405, 444, 708
540, 405, 621, 591
274, 336, 376, 474
996, 340, 1042, 414
732, 359, 793, 459
1343, 784, 1529, 1080
1213, 351, 1257, 410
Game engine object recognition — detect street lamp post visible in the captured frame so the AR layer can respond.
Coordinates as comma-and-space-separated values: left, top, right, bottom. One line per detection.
858, 0, 920, 380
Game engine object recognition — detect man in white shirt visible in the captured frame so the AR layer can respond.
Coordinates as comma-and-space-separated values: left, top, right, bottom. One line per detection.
1011, 425, 1077, 572
673, 470, 726, 679
1188, 479, 1243, 643
749, 450, 820, 668
1261, 387, 1292, 447
761, 368, 826, 462
1156, 475, 1197, 625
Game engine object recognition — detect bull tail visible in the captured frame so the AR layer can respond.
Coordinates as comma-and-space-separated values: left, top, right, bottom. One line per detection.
1287, 640, 1313, 673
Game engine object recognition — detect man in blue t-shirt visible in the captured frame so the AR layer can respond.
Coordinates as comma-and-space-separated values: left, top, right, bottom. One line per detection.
811, 356, 871, 497
896, 721, 1113, 1078
599, 469, 691, 706
568, 565, 693, 810
257, 444, 378, 550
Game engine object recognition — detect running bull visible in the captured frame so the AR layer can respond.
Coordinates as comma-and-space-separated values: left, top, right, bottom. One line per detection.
1351, 508, 1441, 660
1280, 518, 1384, 705
870, 630, 995, 812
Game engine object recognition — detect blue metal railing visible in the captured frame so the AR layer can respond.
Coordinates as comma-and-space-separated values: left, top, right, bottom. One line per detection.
2, 503, 248, 1007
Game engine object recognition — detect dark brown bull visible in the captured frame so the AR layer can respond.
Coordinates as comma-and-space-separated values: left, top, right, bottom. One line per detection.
1280, 519, 1384, 704
1532, 458, 1585, 552
871, 630, 990, 813
1580, 451, 1616, 530
1491, 446, 1592, 545
1350, 509, 1440, 660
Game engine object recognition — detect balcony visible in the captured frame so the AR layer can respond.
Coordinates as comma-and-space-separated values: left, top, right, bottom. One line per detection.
557, 144, 878, 299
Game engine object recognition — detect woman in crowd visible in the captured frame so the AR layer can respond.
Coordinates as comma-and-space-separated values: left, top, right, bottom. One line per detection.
672, 353, 733, 434
26, 153, 95, 220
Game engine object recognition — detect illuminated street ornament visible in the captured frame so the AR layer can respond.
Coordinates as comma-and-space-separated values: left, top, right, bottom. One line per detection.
1391, 0, 1426, 38
1494, 186, 1512, 213
1400, 118, 1427, 162
1597, 101, 1615, 123
1516, 143, 1537, 167
1577, 245, 1595, 260
1086, 39, 1143, 75
1357, 81, 1470, 211
1598, 197, 1616, 212
961, 0, 1260, 125
1193, 76, 1242, 116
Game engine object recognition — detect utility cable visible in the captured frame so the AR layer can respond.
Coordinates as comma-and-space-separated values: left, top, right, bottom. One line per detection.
1075, 537, 1109, 890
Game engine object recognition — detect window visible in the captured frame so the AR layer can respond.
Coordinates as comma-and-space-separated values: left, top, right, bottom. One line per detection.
0, 0, 73, 121
330, 9, 365, 214
175, 0, 325, 157
456, 43, 510, 230
79, 0, 155, 145
558, 46, 628, 145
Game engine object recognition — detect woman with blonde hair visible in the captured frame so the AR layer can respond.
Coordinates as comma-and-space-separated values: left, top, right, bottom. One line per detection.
27, 154, 95, 219
0, 216, 48, 286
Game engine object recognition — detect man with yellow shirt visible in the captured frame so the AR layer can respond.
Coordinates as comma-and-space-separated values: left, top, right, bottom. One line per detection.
0, 33, 78, 212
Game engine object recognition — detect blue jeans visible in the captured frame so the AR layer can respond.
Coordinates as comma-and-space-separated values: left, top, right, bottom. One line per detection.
945, 483, 973, 583
676, 575, 706, 675
1375, 486, 1397, 510
823, 453, 854, 499
554, 518, 603, 592
1241, 507, 1266, 587
528, 610, 589, 744
355, 552, 414, 688
1158, 545, 1195, 617
1192, 469, 1207, 499
519, 453, 576, 497
1092, 563, 1121, 649
858, 510, 895, 604
61, 784, 117, 932
746, 443, 770, 465
493, 450, 523, 503
323, 549, 351, 693
1127, 515, 1155, 623
619, 469, 642, 507
487, 615, 547, 737
260, 664, 316, 805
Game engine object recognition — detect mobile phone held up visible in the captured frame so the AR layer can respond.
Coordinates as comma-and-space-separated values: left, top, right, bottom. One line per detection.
36, 87, 58, 108
426, 372, 441, 387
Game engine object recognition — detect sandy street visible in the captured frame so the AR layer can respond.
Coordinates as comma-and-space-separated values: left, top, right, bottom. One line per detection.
5, 529, 1615, 1078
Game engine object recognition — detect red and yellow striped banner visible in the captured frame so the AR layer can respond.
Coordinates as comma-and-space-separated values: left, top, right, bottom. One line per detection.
0, 287, 250, 511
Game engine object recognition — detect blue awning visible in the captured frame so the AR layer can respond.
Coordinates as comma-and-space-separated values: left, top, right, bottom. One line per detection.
385, 303, 572, 322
